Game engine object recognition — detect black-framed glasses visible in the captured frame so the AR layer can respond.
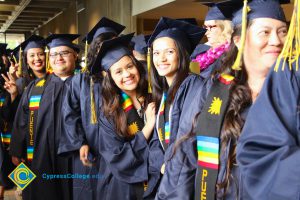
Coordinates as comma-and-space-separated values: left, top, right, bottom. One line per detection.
49, 50, 72, 58
202, 25, 217, 31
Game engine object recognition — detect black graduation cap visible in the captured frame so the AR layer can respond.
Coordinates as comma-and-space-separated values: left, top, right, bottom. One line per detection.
91, 33, 134, 74
147, 17, 207, 54
82, 17, 126, 44
20, 34, 44, 52
45, 33, 81, 53
203, 0, 243, 21
176, 18, 198, 26
0, 43, 8, 56
232, 0, 289, 26
131, 34, 148, 54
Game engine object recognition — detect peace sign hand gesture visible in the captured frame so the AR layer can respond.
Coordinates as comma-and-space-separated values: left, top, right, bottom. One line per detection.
1, 72, 18, 102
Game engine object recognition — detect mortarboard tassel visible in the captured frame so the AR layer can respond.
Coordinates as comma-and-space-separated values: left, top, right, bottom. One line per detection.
17, 46, 23, 77
45, 47, 52, 74
274, 0, 299, 72
231, 0, 249, 70
90, 77, 97, 124
81, 40, 89, 73
147, 47, 152, 93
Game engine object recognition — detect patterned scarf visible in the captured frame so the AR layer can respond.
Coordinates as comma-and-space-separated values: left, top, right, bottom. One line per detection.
194, 74, 234, 200
121, 92, 144, 136
0, 94, 11, 150
192, 42, 230, 71
157, 92, 171, 150
27, 76, 48, 162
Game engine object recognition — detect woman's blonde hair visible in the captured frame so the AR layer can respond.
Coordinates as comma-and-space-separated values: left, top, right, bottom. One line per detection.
214, 20, 233, 46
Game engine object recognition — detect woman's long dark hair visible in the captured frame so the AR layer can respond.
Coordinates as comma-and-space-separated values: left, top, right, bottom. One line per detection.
86, 32, 117, 81
101, 55, 148, 138
173, 24, 253, 197
150, 38, 190, 111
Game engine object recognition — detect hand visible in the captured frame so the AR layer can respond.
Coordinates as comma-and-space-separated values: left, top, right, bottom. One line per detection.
142, 102, 156, 140
2, 72, 18, 101
8, 61, 20, 80
145, 102, 156, 128
79, 145, 93, 167
11, 156, 25, 166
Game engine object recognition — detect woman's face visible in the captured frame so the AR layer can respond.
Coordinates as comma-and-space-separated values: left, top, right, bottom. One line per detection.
152, 37, 179, 85
110, 56, 140, 93
242, 18, 287, 76
204, 20, 223, 47
26, 48, 46, 73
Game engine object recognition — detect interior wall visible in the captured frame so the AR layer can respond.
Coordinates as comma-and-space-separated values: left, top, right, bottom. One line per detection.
37, 0, 135, 44
38, 1, 77, 38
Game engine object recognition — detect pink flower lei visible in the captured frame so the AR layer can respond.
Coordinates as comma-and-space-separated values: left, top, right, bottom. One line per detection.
192, 42, 230, 71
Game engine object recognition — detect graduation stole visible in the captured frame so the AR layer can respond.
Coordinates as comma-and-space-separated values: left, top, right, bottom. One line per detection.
195, 74, 234, 200
121, 92, 148, 191
0, 94, 11, 149
27, 76, 48, 162
121, 92, 144, 136
157, 92, 171, 150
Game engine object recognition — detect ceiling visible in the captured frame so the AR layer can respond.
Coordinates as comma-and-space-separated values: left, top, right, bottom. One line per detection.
0, 0, 74, 33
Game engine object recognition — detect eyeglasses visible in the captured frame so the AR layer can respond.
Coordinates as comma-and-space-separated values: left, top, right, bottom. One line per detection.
202, 25, 217, 31
49, 50, 72, 58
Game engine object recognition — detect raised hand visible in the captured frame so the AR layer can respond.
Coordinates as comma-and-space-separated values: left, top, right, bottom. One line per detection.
1, 72, 18, 101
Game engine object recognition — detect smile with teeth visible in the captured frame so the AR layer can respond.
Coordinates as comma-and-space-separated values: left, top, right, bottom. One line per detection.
123, 77, 135, 85
158, 64, 169, 70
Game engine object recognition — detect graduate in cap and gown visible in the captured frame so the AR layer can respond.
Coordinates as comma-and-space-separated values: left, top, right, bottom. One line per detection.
0, 79, 15, 199
58, 17, 125, 199
145, 17, 206, 198
155, 0, 288, 199
10, 33, 80, 200
190, 1, 243, 79
93, 33, 156, 199
131, 34, 149, 73
1, 35, 47, 123
237, 0, 300, 199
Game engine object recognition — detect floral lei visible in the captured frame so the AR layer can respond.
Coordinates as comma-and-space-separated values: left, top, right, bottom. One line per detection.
192, 42, 230, 71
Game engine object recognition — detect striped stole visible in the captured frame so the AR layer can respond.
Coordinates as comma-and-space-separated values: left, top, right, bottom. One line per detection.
157, 92, 170, 150
0, 94, 11, 149
121, 92, 144, 136
195, 74, 234, 200
121, 91, 147, 192
27, 77, 48, 163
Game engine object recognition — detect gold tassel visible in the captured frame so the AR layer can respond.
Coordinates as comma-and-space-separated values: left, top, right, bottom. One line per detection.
274, 0, 299, 72
17, 46, 23, 77
147, 47, 152, 93
90, 77, 97, 124
231, 0, 249, 70
81, 40, 89, 73
45, 47, 52, 74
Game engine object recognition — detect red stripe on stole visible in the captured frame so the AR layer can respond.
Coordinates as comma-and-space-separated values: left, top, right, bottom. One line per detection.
198, 161, 219, 170
219, 76, 233, 85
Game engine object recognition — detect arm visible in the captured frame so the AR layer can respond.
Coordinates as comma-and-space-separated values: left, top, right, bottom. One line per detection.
156, 75, 211, 199
9, 82, 32, 160
98, 112, 149, 183
58, 74, 87, 155
237, 65, 300, 200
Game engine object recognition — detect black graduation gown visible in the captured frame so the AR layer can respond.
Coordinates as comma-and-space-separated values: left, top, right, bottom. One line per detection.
237, 61, 300, 200
0, 91, 15, 189
190, 44, 211, 60
10, 74, 72, 200
147, 74, 206, 198
190, 44, 224, 80
97, 111, 149, 200
58, 73, 101, 200
156, 76, 244, 200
